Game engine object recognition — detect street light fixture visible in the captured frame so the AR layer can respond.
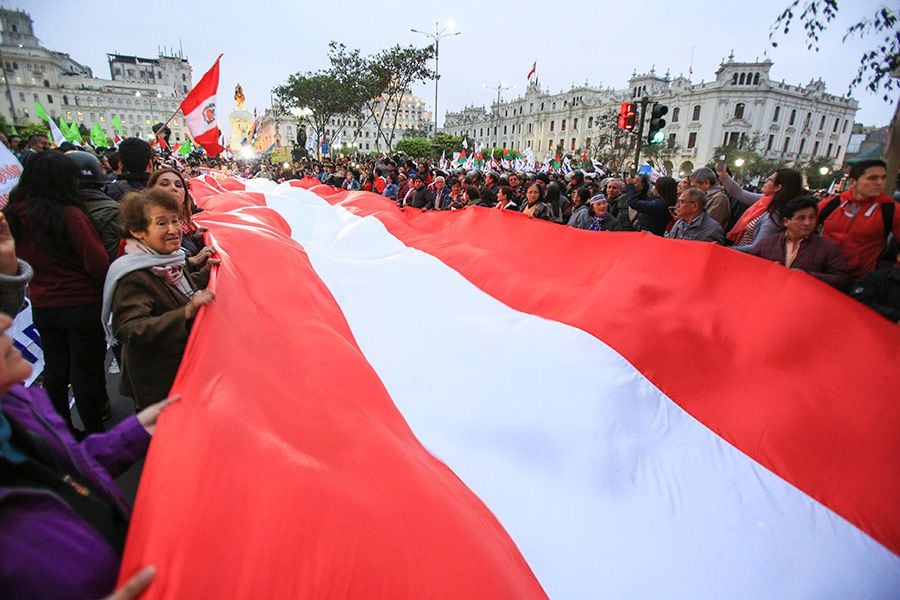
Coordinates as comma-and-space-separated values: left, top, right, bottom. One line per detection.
734, 158, 746, 168
819, 166, 830, 176
411, 22, 461, 138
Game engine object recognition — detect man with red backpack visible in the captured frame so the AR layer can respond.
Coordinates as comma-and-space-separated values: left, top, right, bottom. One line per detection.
818, 159, 899, 281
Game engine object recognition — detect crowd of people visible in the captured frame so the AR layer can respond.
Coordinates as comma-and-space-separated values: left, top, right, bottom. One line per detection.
297, 153, 897, 315
0, 131, 896, 597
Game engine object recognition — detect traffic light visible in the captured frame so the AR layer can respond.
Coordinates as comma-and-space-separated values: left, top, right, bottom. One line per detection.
617, 102, 636, 131
647, 102, 668, 144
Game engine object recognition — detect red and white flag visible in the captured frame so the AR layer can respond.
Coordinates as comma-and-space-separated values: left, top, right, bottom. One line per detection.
179, 54, 224, 158
120, 181, 900, 598
526, 61, 536, 80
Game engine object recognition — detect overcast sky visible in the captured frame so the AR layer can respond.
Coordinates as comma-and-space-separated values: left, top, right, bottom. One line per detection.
22, 0, 896, 137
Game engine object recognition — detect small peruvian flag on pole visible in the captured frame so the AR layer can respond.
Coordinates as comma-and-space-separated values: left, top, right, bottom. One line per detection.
526, 61, 536, 81
180, 54, 225, 158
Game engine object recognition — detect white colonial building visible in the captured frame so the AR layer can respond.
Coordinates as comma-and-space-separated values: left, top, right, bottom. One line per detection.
443, 55, 858, 176
0, 8, 193, 143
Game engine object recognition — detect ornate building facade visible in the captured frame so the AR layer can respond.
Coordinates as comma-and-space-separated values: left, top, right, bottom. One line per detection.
0, 8, 192, 142
443, 56, 858, 176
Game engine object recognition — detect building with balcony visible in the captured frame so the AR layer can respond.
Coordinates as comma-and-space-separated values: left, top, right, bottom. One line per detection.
0, 8, 193, 143
443, 55, 858, 176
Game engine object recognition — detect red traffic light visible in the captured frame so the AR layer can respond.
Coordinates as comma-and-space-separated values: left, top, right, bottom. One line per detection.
618, 102, 636, 131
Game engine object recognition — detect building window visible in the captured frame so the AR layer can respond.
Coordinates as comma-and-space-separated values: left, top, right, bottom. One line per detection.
842, 119, 848, 133
548, 139, 553, 151
832, 119, 839, 133
799, 139, 806, 154
820, 115, 827, 130
561, 119, 566, 131
732, 73, 738, 84
672, 107, 680, 122
573, 118, 578, 130
773, 106, 780, 122
783, 137, 791, 153
734, 103, 745, 119
550, 121, 554, 132
587, 116, 593, 128
668, 133, 676, 147
692, 105, 701, 121
739, 73, 746, 85
813, 141, 820, 156
540, 102, 544, 111
585, 137, 591, 148
503, 125, 507, 134
687, 132, 697, 148
789, 109, 796, 126
804, 112, 811, 128
46, 94, 53, 104
836, 145, 842, 157
827, 142, 833, 157
767, 134, 775, 151
723, 131, 730, 146
753, 73, 760, 84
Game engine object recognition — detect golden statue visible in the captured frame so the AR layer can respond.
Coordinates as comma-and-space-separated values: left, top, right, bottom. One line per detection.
234, 84, 246, 111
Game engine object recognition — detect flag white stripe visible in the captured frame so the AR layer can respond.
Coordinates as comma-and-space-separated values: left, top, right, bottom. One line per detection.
184, 95, 216, 137
250, 181, 900, 598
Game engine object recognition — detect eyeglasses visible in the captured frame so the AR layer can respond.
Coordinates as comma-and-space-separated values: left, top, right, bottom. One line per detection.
675, 199, 698, 205
151, 218, 184, 229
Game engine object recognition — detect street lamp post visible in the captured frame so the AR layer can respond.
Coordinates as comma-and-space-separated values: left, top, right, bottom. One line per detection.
411, 22, 461, 138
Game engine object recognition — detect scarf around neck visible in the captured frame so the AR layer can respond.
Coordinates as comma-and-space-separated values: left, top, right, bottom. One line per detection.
100, 240, 190, 345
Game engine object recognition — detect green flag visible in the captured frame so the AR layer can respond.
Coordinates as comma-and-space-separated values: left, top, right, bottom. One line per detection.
69, 122, 84, 144
112, 115, 123, 136
9, 125, 18, 136
34, 100, 50, 122
59, 117, 74, 142
91, 123, 109, 148
177, 141, 192, 157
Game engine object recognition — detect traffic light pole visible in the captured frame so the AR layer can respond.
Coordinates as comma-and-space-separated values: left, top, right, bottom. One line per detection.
632, 96, 649, 175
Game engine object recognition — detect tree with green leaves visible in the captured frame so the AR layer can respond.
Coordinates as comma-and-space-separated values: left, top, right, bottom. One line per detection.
273, 72, 361, 159
328, 42, 435, 153
394, 138, 434, 158
432, 133, 464, 156
770, 2, 899, 193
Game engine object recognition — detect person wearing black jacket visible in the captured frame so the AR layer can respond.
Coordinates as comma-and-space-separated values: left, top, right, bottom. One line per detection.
67, 151, 122, 262
103, 138, 153, 201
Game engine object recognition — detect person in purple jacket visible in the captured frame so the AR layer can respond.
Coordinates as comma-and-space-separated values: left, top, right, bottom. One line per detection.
0, 212, 170, 599
748, 196, 850, 289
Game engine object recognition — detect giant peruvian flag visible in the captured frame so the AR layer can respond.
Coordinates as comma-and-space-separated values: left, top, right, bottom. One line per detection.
119, 180, 900, 598
179, 54, 224, 158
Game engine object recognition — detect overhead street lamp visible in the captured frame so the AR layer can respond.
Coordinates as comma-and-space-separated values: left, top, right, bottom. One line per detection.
411, 21, 461, 138
483, 82, 513, 149
733, 158, 745, 168
819, 166, 830, 176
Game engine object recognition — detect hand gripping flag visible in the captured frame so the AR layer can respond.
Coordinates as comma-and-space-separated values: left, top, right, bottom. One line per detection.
120, 180, 900, 599
179, 54, 224, 158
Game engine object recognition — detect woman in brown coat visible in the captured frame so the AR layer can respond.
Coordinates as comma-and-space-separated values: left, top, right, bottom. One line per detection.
101, 189, 216, 409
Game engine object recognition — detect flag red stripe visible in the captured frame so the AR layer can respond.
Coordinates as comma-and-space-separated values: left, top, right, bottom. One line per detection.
313, 188, 900, 555
119, 203, 545, 597
180, 56, 221, 115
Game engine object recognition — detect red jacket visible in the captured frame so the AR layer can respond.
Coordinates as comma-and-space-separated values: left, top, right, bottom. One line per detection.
818, 191, 900, 280
6, 203, 109, 307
